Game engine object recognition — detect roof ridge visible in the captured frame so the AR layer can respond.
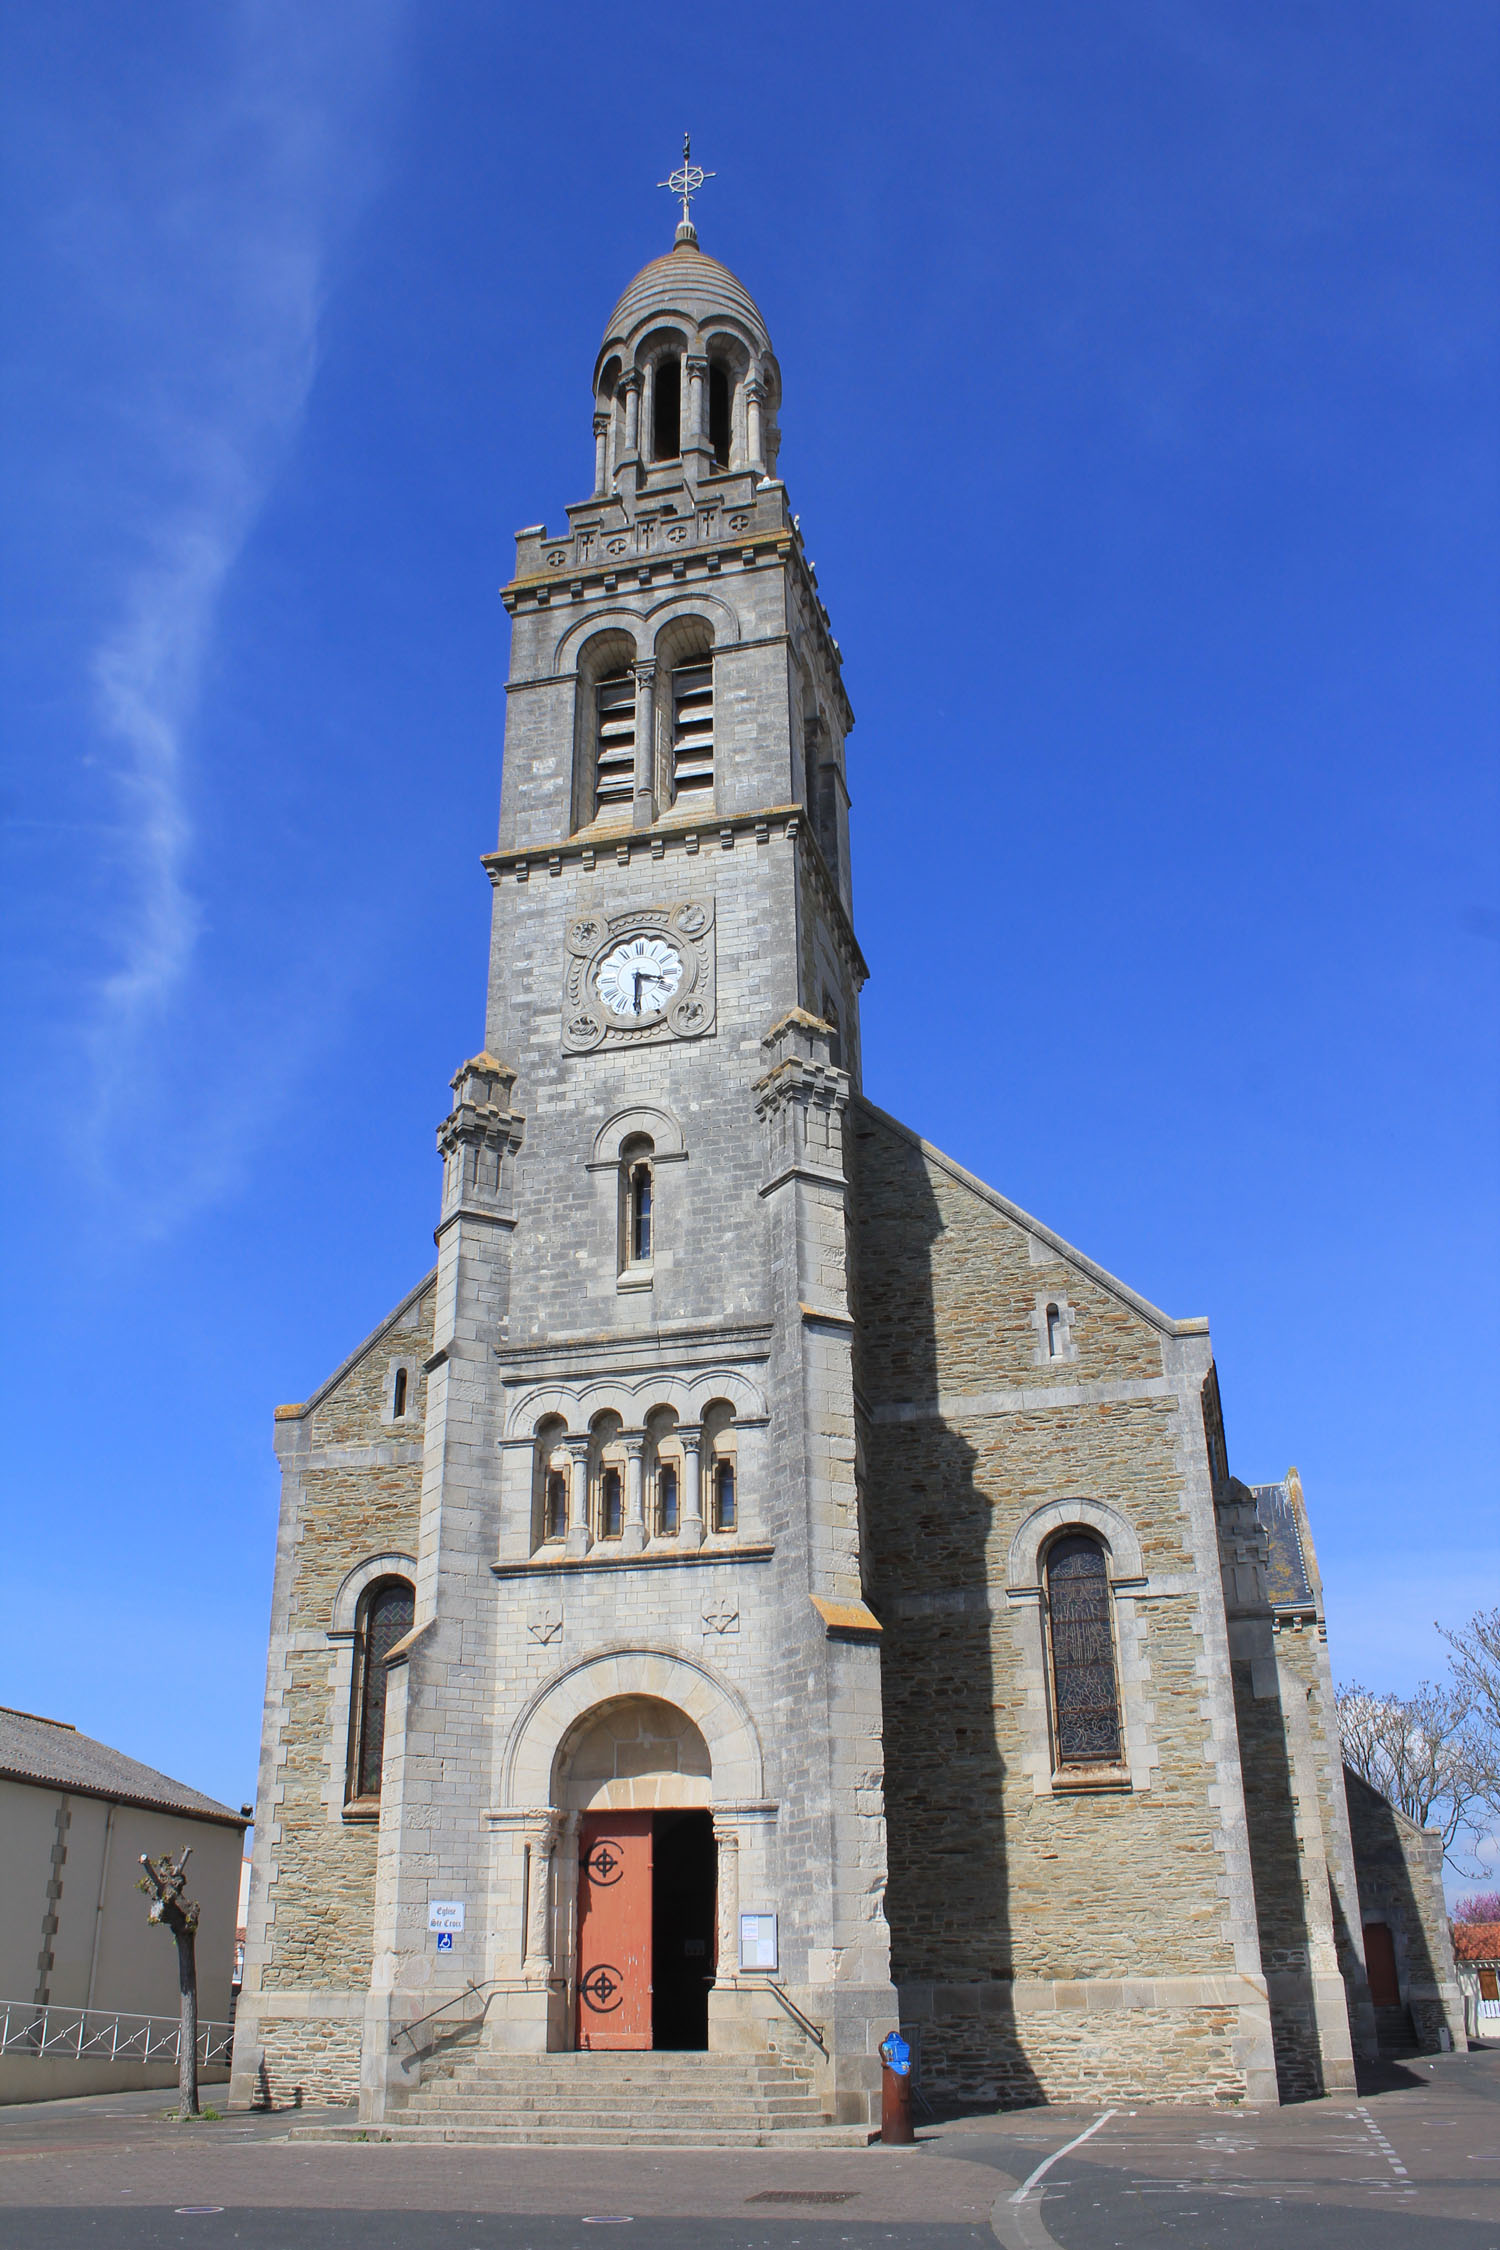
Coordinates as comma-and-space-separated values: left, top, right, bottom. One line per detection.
0, 1704, 76, 1730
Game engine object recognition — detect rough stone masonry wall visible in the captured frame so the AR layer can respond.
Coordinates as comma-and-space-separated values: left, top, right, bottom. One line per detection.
1345, 1767, 1465, 2052
246, 1283, 433, 2104
851, 1104, 1254, 2106
251, 2009, 364, 2112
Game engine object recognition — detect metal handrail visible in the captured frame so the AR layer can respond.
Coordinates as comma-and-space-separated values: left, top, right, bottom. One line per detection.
0, 1999, 233, 2067
760, 1979, 827, 2057
390, 1980, 498, 2055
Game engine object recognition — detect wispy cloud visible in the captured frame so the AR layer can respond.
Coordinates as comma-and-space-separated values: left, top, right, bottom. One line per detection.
57, 3, 403, 1229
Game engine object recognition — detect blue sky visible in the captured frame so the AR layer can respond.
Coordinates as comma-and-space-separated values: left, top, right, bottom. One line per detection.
3, 2, 1496, 1861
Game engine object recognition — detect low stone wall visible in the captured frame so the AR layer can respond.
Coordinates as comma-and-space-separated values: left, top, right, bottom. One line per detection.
900, 1979, 1262, 2108
0, 2060, 229, 2107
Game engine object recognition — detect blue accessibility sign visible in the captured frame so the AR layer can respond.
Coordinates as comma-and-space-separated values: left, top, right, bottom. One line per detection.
436, 1931, 454, 1951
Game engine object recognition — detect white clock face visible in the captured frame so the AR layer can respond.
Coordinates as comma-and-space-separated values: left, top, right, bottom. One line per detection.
593, 935, 685, 1020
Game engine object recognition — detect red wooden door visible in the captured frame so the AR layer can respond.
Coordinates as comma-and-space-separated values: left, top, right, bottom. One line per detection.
576, 1813, 653, 2050
1364, 1921, 1400, 2007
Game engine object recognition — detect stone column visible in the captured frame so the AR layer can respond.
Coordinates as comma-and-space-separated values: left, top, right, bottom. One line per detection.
565, 1437, 592, 1558
713, 1816, 741, 1984
679, 1427, 704, 1550
622, 1435, 647, 1554
683, 354, 711, 478
631, 660, 657, 830
522, 1811, 559, 1981
618, 373, 641, 477
745, 377, 765, 475
592, 411, 609, 497
640, 360, 655, 462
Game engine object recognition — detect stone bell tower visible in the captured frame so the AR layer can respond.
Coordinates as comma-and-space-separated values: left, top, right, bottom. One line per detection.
341, 188, 898, 2128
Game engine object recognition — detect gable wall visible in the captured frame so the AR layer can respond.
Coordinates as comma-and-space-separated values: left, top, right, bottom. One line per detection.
231, 1280, 433, 2108
851, 1104, 1275, 2106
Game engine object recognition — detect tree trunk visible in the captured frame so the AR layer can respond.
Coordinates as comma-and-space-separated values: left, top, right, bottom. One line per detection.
173, 1919, 200, 2120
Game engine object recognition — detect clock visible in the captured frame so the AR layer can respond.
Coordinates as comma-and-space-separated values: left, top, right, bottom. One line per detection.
562, 900, 715, 1052
593, 935, 685, 1022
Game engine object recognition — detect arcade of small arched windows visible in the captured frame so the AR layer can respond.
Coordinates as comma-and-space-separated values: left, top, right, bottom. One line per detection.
531, 1399, 739, 1555
593, 330, 777, 493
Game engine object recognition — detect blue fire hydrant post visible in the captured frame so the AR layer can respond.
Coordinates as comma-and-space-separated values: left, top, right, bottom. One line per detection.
879, 2030, 914, 2144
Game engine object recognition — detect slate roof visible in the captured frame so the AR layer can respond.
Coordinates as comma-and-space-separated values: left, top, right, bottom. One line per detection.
0, 1706, 246, 1828
1249, 1480, 1315, 1608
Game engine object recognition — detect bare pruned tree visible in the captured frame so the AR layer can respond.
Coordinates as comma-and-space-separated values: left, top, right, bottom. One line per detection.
139, 1848, 201, 2120
1442, 1607, 1500, 1773
1337, 1676, 1500, 1875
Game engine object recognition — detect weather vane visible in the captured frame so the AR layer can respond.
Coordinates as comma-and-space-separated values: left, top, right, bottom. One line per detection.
660, 132, 714, 229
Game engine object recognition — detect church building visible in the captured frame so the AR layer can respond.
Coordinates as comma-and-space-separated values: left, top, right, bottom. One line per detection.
230, 188, 1463, 2138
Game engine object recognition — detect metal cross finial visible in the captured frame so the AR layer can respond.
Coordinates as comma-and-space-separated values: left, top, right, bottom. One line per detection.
659, 132, 714, 230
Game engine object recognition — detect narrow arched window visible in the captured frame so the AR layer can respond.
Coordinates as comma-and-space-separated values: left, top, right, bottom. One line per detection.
594, 671, 636, 811
653, 355, 681, 460
392, 1366, 408, 1418
712, 1458, 737, 1533
629, 1163, 652, 1261
545, 1469, 568, 1541
821, 993, 842, 1071
658, 1461, 680, 1536
1045, 1304, 1063, 1358
816, 760, 841, 878
601, 1466, 623, 1539
347, 1576, 414, 1806
708, 364, 731, 466
619, 1136, 656, 1282
1044, 1534, 1122, 1768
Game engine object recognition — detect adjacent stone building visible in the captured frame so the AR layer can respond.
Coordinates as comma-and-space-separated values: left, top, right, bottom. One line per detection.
230, 210, 1461, 2133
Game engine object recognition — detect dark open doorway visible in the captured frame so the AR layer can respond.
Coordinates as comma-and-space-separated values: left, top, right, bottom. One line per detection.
651, 1810, 716, 2050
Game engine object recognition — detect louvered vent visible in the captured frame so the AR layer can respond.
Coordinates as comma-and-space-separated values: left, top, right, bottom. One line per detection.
594, 674, 636, 808
671, 662, 714, 797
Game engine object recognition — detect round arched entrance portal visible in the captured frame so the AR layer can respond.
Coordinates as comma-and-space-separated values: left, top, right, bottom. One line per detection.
498, 1651, 768, 2054
556, 1696, 716, 2051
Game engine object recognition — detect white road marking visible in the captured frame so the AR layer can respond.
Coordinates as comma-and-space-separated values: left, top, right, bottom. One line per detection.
1009, 2110, 1118, 2203
1355, 2103, 1417, 2196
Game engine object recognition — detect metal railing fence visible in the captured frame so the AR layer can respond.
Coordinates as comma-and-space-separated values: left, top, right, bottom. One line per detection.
0, 1999, 233, 2067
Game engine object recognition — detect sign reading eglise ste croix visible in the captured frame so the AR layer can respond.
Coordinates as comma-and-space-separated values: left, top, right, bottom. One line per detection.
427, 1901, 465, 1934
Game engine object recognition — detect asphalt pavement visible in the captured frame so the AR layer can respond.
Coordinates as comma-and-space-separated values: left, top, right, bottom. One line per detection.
0, 2044, 1494, 2250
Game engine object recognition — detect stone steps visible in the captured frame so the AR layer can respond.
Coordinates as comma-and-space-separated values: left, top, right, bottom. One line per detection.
404, 2097, 823, 2115
288, 2050, 869, 2149
1373, 2004, 1421, 2057
292, 2121, 874, 2147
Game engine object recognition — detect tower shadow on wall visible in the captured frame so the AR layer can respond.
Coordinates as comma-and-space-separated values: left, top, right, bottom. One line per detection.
849, 1106, 1044, 2114
1232, 1661, 1326, 2101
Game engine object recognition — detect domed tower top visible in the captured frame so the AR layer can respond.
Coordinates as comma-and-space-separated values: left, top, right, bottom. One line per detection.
588, 139, 781, 497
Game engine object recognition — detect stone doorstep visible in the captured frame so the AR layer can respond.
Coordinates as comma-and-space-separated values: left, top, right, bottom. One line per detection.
421, 2058, 815, 2080
406, 2092, 827, 2114
404, 2097, 841, 2115
425, 2062, 813, 2084
290, 2123, 875, 2148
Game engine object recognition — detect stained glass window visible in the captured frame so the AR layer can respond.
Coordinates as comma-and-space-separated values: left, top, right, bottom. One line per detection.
1045, 1534, 1122, 1767
350, 1578, 414, 1802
